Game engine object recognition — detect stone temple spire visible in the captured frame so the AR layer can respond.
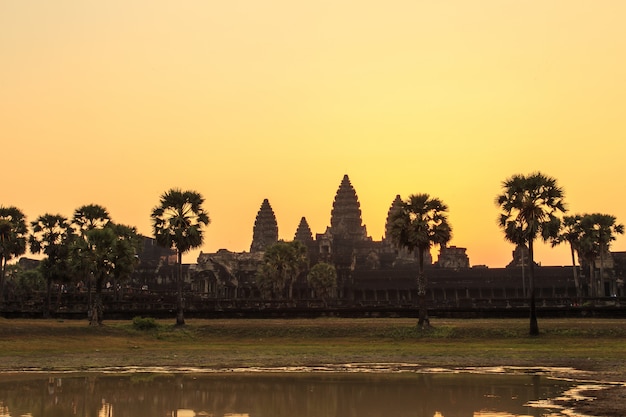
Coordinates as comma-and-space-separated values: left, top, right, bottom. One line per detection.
385, 194, 404, 242
330, 175, 367, 240
294, 217, 313, 243
250, 199, 278, 252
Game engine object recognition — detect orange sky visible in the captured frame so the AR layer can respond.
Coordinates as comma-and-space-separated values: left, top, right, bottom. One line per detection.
2, 1, 626, 268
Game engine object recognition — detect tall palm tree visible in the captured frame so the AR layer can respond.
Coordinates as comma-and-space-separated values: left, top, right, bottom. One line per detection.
595, 214, 624, 297
72, 204, 110, 232
388, 193, 452, 329
83, 226, 116, 325
578, 213, 624, 297
152, 189, 210, 325
29, 214, 72, 318
71, 204, 111, 318
0, 206, 28, 302
496, 172, 566, 336
578, 215, 600, 297
109, 223, 141, 300
551, 215, 582, 299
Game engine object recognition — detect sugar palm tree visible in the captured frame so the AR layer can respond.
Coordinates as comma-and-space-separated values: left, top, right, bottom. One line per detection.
72, 204, 110, 232
109, 223, 141, 300
595, 214, 624, 296
152, 189, 210, 325
551, 215, 583, 299
496, 172, 566, 336
0, 206, 28, 302
388, 193, 452, 329
578, 216, 600, 297
83, 226, 116, 325
29, 214, 72, 318
71, 204, 111, 317
578, 213, 624, 297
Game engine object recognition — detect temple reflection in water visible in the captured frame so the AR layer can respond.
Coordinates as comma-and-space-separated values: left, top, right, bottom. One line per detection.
0, 372, 572, 417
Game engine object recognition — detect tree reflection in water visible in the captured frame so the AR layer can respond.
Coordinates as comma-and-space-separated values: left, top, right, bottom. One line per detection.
0, 372, 573, 417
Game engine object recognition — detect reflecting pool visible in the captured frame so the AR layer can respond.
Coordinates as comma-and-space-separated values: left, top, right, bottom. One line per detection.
0, 371, 577, 417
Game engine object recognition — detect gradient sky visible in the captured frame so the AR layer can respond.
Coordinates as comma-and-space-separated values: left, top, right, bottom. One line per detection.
2, 1, 626, 268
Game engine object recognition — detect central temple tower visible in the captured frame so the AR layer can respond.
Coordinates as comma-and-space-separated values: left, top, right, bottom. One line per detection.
250, 199, 278, 252
330, 174, 368, 241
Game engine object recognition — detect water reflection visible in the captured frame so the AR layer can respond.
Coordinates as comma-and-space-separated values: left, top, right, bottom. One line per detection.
0, 372, 573, 417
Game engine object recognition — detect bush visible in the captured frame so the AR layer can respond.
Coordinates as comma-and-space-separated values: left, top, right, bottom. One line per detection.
132, 316, 159, 331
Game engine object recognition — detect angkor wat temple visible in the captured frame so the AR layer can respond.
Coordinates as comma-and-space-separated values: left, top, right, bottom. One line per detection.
192, 175, 626, 304
5, 175, 626, 319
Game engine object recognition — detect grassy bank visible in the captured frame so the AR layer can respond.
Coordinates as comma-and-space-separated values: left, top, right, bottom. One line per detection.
0, 317, 625, 379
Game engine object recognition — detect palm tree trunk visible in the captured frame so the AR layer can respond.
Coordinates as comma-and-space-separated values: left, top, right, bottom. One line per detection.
176, 251, 185, 326
570, 244, 580, 301
0, 257, 6, 304
589, 261, 595, 297
416, 248, 430, 329
599, 246, 606, 297
87, 271, 93, 316
90, 276, 103, 326
44, 276, 52, 319
528, 240, 539, 336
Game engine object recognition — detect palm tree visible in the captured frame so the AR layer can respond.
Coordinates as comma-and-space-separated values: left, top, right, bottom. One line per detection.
29, 214, 72, 318
578, 213, 624, 297
257, 240, 308, 299
71, 204, 111, 318
496, 172, 566, 336
109, 223, 141, 300
595, 214, 624, 297
84, 226, 116, 325
307, 262, 337, 307
152, 189, 210, 325
67, 221, 140, 326
388, 194, 452, 329
578, 216, 600, 297
0, 206, 28, 302
72, 204, 110, 231
551, 215, 583, 300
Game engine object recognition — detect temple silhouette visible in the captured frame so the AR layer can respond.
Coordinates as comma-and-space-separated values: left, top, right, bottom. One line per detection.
6, 174, 626, 320
6, 174, 626, 318
192, 174, 626, 303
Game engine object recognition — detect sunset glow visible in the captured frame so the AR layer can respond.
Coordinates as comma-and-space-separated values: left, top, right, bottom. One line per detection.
2, 1, 625, 267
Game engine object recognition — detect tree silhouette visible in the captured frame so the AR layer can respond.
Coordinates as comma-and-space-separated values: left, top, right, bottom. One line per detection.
0, 206, 28, 302
29, 214, 72, 318
152, 189, 210, 325
496, 172, 566, 335
388, 193, 452, 329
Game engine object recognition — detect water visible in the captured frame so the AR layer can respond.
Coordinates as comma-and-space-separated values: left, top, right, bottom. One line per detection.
0, 371, 577, 417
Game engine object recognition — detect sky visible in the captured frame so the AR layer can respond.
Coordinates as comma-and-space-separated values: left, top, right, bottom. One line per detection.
2, 1, 626, 268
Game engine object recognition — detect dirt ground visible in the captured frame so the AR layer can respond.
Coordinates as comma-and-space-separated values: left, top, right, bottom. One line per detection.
555, 385, 626, 417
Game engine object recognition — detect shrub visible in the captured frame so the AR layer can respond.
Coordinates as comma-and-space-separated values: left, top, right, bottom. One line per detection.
132, 316, 159, 331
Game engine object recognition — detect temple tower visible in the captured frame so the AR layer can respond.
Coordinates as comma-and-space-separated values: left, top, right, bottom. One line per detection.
294, 217, 313, 243
250, 199, 278, 252
330, 175, 367, 240
384, 194, 404, 244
